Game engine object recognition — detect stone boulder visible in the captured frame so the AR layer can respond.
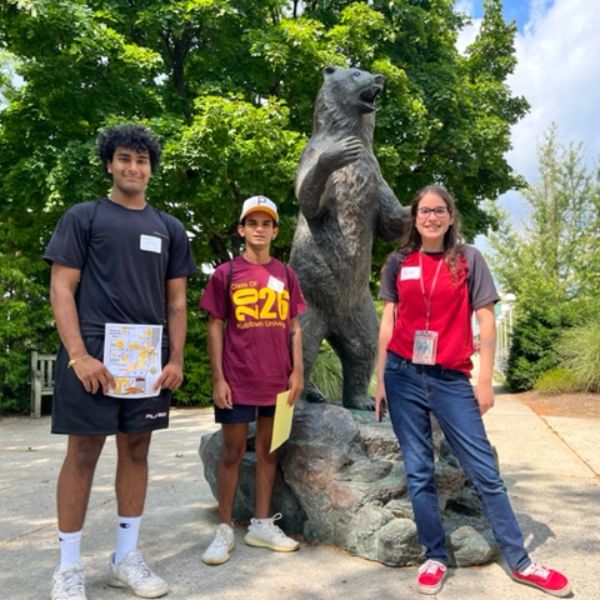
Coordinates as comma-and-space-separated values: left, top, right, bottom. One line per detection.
200, 423, 306, 535
199, 402, 497, 567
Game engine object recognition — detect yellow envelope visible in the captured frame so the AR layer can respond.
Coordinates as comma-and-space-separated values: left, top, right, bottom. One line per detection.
270, 390, 295, 453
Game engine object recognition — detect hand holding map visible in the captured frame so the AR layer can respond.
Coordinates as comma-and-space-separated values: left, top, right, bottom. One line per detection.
103, 323, 163, 398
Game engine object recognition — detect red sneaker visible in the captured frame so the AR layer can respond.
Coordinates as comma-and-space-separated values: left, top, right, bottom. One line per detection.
417, 559, 447, 595
511, 562, 572, 597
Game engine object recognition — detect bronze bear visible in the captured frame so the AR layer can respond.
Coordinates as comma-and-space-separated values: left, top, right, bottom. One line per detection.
290, 66, 409, 409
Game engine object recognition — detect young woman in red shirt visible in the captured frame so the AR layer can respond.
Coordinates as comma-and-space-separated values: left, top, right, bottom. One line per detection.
376, 185, 571, 597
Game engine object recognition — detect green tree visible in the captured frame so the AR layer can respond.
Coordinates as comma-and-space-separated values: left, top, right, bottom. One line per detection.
0, 0, 527, 411
0, 248, 57, 411
488, 124, 600, 391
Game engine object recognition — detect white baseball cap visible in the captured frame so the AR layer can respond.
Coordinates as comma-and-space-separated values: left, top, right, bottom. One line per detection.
239, 195, 279, 223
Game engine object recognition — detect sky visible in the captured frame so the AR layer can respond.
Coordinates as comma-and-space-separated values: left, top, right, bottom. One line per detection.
455, 0, 600, 250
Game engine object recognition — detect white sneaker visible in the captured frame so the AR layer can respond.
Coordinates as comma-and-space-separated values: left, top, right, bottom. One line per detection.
201, 523, 235, 565
244, 513, 299, 552
51, 563, 87, 600
108, 551, 169, 598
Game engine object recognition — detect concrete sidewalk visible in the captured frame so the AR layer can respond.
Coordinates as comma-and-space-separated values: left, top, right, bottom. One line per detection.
1, 392, 598, 599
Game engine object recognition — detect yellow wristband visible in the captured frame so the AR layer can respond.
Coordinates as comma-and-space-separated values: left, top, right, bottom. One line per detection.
68, 355, 88, 368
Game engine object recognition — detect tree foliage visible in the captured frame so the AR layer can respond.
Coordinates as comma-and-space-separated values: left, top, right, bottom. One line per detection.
0, 0, 526, 411
487, 124, 600, 391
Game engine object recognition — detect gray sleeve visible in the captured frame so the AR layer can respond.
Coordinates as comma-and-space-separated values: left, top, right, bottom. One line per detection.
379, 251, 403, 302
462, 245, 500, 309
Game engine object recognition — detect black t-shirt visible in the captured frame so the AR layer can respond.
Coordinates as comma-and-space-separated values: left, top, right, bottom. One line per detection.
44, 198, 196, 336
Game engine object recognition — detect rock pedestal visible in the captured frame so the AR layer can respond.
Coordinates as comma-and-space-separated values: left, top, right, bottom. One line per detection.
199, 402, 497, 567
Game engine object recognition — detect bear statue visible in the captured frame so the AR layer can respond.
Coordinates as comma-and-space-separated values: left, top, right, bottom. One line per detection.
289, 66, 410, 410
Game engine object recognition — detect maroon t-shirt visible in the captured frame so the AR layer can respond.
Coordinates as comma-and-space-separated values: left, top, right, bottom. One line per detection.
380, 246, 499, 375
200, 256, 306, 406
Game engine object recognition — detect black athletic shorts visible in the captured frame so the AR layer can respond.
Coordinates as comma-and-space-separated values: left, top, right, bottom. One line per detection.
51, 336, 172, 435
214, 403, 276, 424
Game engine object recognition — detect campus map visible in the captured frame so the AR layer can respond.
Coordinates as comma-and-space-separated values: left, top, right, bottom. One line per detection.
103, 323, 163, 398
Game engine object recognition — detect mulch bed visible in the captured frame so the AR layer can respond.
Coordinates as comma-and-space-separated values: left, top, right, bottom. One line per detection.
514, 390, 600, 418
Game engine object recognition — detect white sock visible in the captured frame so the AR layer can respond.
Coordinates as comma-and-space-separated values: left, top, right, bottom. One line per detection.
58, 530, 82, 570
114, 516, 142, 564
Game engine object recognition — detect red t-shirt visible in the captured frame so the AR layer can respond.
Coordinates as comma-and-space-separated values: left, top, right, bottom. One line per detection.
200, 256, 306, 406
380, 247, 499, 375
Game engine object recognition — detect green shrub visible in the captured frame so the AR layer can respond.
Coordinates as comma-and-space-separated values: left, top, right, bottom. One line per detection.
504, 297, 597, 393
172, 306, 213, 407
558, 319, 600, 392
505, 310, 562, 392
534, 368, 580, 395
310, 341, 343, 402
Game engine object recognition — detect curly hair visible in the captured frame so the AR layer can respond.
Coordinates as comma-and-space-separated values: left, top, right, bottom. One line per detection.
97, 124, 162, 173
399, 185, 465, 281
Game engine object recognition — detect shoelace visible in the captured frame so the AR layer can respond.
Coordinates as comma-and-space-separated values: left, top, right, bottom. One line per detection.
263, 513, 289, 542
60, 567, 85, 594
213, 526, 232, 548
525, 563, 550, 580
123, 553, 152, 580
420, 560, 444, 575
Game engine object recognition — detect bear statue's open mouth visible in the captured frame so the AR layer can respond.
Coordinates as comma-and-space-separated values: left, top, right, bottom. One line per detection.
359, 84, 383, 112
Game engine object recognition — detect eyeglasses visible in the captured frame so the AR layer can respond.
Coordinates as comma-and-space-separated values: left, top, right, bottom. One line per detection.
417, 206, 449, 218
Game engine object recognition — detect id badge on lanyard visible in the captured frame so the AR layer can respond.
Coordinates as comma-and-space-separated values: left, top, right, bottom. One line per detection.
413, 330, 438, 365
411, 253, 443, 365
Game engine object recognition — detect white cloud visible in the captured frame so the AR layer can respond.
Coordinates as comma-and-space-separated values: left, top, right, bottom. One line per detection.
525, 0, 555, 36
466, 0, 600, 260
456, 20, 481, 55
508, 0, 600, 183
454, 0, 474, 12
455, 1, 481, 54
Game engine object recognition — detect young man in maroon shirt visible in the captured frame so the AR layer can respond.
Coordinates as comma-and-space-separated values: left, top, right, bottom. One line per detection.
200, 196, 305, 565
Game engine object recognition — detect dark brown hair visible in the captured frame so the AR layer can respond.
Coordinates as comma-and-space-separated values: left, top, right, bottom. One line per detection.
97, 124, 162, 173
400, 184, 464, 280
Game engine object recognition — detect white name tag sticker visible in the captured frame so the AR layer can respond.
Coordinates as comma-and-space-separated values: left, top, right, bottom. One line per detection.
400, 266, 421, 280
140, 234, 162, 254
267, 276, 285, 293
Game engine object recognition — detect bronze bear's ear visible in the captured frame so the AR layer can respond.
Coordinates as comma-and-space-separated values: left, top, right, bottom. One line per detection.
323, 66, 337, 77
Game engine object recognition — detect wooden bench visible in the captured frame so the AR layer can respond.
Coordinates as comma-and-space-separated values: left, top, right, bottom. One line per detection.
31, 351, 56, 418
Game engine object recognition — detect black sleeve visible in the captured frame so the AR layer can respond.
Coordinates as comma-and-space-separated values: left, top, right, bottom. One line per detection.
379, 251, 404, 302
43, 202, 96, 268
163, 214, 197, 279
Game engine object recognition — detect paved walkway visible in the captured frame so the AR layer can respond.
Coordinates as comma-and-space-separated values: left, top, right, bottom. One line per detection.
0, 392, 598, 599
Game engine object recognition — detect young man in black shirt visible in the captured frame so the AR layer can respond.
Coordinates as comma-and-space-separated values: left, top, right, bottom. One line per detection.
45, 124, 196, 599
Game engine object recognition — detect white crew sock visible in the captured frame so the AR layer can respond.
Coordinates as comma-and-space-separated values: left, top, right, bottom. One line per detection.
114, 515, 142, 564
58, 530, 82, 570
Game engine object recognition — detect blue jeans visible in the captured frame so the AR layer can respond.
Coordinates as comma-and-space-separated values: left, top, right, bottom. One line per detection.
384, 352, 530, 571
